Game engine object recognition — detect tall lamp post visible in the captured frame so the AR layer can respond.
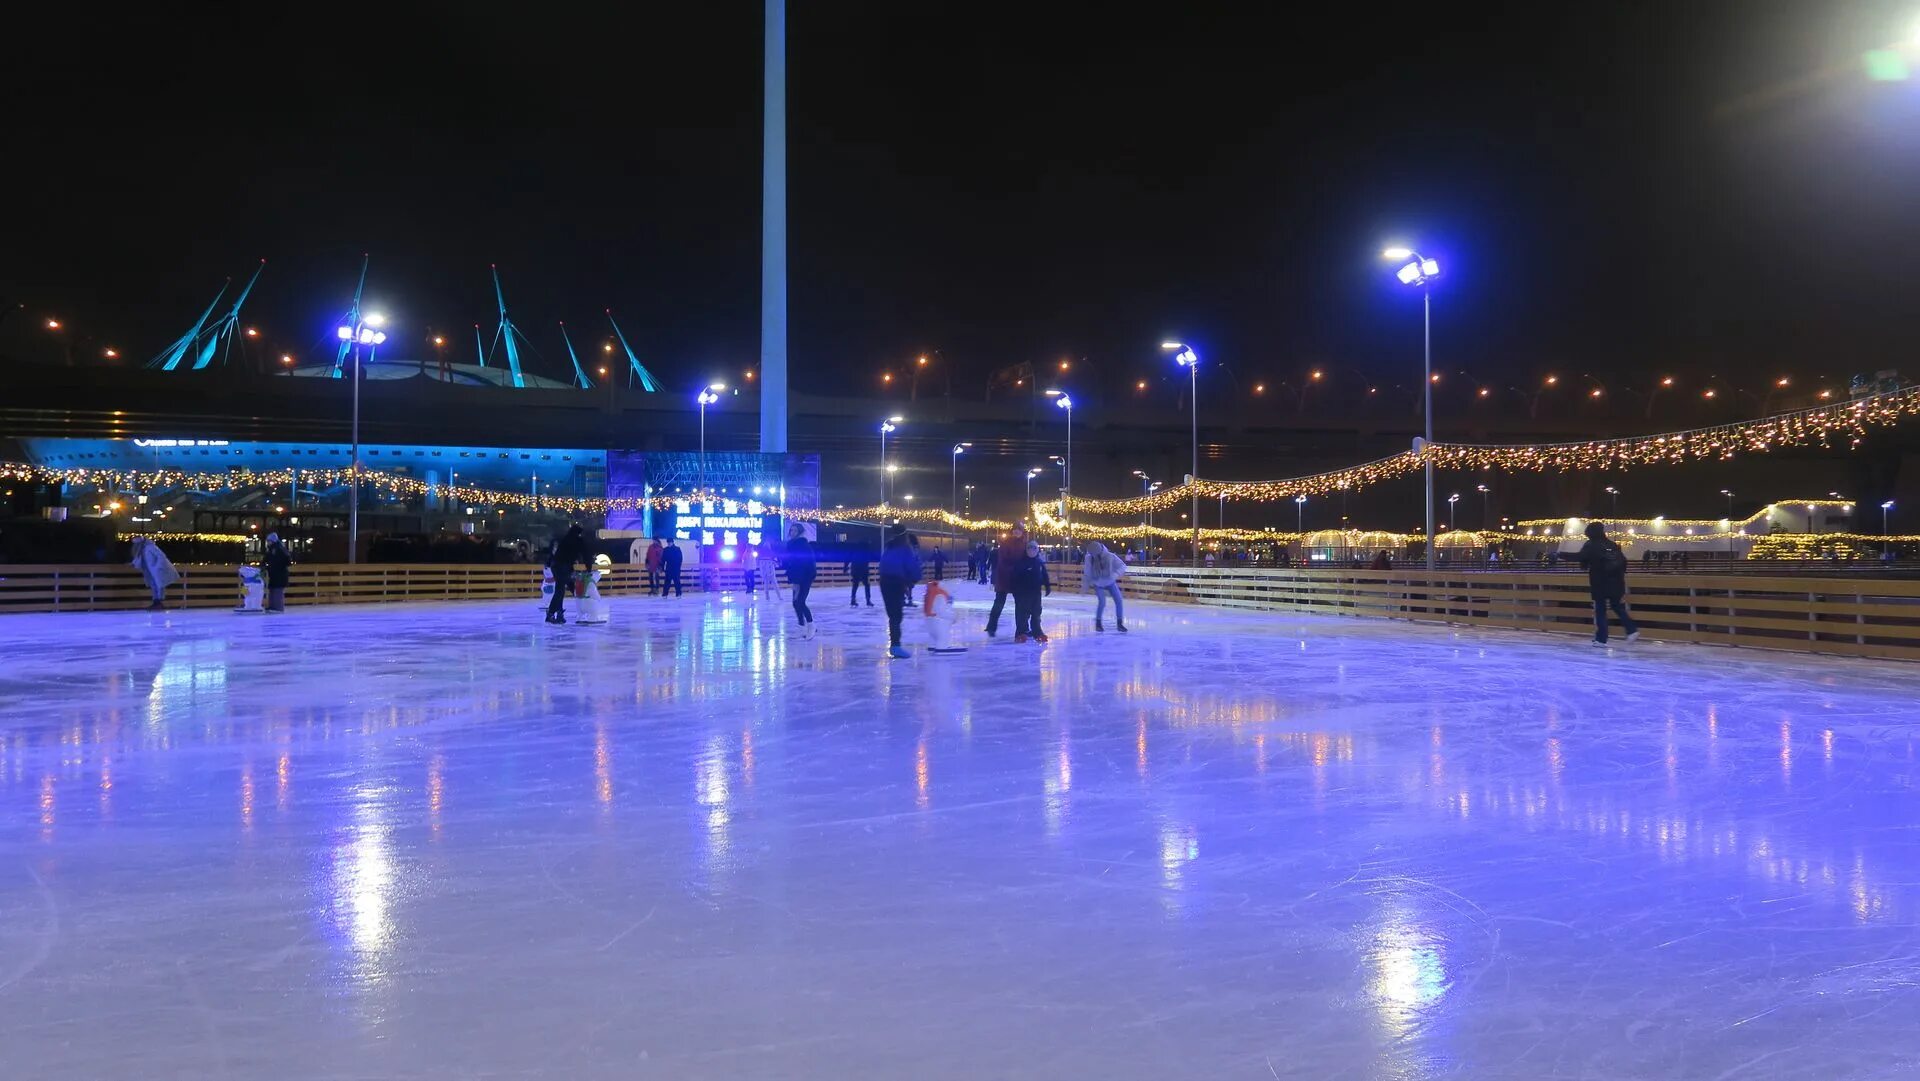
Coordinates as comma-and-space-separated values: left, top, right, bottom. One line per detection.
1025, 467, 1042, 516
1883, 500, 1896, 557
949, 441, 972, 521
878, 417, 903, 506
335, 312, 389, 564
1605, 486, 1620, 518
1447, 492, 1460, 531
1294, 494, 1307, 534
1162, 341, 1201, 566
1477, 484, 1491, 529
1046, 391, 1073, 540
696, 382, 727, 496
962, 484, 975, 517
1382, 247, 1441, 568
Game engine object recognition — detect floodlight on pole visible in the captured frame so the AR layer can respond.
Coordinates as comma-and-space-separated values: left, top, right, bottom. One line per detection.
950, 441, 972, 519
336, 311, 392, 564
1382, 246, 1440, 568
1163, 340, 1202, 566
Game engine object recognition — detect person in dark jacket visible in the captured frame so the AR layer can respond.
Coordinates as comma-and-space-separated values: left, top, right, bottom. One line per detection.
660, 539, 684, 596
1575, 522, 1640, 645
846, 543, 874, 606
878, 527, 923, 658
965, 546, 978, 583
264, 533, 291, 613
546, 523, 587, 623
1009, 540, 1052, 643
930, 547, 947, 582
644, 538, 664, 595
984, 524, 1028, 637
783, 523, 818, 637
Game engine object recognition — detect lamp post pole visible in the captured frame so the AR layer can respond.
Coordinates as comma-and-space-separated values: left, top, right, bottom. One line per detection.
336, 313, 389, 565
1162, 342, 1202, 566
1382, 248, 1440, 569
697, 384, 726, 496
950, 442, 971, 522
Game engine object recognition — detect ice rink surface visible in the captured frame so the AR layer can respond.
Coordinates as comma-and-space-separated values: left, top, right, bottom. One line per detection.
4, 581, 1920, 1079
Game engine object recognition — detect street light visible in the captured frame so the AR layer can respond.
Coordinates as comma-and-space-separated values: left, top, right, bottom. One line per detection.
950, 441, 972, 520
963, 484, 975, 517
1605, 485, 1620, 518
1294, 494, 1307, 533
1447, 492, 1460, 530
1025, 467, 1043, 514
1382, 246, 1441, 568
1047, 390, 1074, 539
1477, 484, 1490, 529
878, 416, 903, 506
1132, 470, 1153, 531
1163, 340, 1202, 566
1883, 500, 1895, 543
696, 383, 727, 495
335, 312, 389, 563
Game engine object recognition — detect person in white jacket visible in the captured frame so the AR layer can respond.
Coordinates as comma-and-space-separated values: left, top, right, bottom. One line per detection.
130, 536, 180, 611
1082, 540, 1128, 633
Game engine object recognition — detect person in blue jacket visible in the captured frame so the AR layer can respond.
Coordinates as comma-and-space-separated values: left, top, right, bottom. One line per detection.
878, 527, 924, 659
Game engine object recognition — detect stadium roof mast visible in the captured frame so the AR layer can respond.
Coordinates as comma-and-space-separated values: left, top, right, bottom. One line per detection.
605, 309, 660, 391
556, 321, 592, 389
329, 254, 369, 379
484, 265, 529, 389
148, 259, 265, 371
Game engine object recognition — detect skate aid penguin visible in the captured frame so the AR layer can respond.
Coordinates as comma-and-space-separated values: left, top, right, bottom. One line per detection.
575, 553, 612, 625
923, 580, 967, 654
234, 564, 266, 614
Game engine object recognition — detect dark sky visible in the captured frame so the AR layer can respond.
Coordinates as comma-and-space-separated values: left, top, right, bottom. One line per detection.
5, 1, 1919, 404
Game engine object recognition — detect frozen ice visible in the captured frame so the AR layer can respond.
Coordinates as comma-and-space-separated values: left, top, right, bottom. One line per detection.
4, 581, 1920, 1079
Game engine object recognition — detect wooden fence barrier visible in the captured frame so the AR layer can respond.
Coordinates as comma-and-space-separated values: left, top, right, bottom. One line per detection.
1045, 564, 1920, 661
0, 562, 866, 615
10, 560, 1920, 661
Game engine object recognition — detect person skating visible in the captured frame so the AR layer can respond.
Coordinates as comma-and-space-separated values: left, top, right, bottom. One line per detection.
930, 546, 947, 582
1576, 522, 1640, 646
545, 523, 587, 624
878, 527, 923, 659
264, 533, 291, 613
1010, 539, 1051, 643
984, 523, 1028, 637
1082, 539, 1128, 632
964, 546, 978, 584
130, 536, 179, 610
644, 538, 664, 596
782, 523, 818, 638
846, 543, 874, 606
660, 538, 684, 597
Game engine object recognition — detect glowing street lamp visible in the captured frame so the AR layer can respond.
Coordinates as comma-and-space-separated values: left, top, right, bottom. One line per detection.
1294, 494, 1307, 533
697, 383, 727, 494
950, 441, 972, 519
334, 313, 389, 563
1025, 467, 1043, 512
1883, 500, 1895, 540
878, 416, 903, 506
1604, 485, 1620, 517
1046, 390, 1074, 536
1163, 340, 1202, 565
1382, 246, 1440, 568
1132, 469, 1154, 531
1447, 492, 1461, 529
1477, 483, 1491, 529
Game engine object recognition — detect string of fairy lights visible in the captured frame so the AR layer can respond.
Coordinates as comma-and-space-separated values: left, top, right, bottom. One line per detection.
6, 384, 1919, 542
1064, 385, 1920, 518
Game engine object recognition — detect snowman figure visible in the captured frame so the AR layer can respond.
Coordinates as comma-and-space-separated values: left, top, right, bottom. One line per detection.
575, 553, 613, 625
235, 565, 266, 614
922, 580, 967, 654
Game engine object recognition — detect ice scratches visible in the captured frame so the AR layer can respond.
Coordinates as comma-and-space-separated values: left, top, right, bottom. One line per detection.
0, 863, 59, 993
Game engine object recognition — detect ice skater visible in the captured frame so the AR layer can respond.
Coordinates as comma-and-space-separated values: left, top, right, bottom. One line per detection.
264, 532, 291, 613
545, 523, 587, 624
644, 538, 664, 595
660, 538, 684, 597
1010, 539, 1051, 643
130, 536, 179, 611
783, 523, 817, 638
1576, 522, 1640, 646
879, 526, 923, 659
930, 546, 947, 582
1081, 539, 1128, 632
846, 542, 874, 606
984, 523, 1027, 637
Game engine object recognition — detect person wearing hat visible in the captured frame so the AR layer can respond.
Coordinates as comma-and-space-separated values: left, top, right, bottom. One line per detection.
264, 533, 292, 613
877, 526, 923, 659
1575, 521, 1640, 646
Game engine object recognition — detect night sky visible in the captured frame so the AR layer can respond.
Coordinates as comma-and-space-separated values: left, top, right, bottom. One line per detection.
5, 2, 1918, 405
